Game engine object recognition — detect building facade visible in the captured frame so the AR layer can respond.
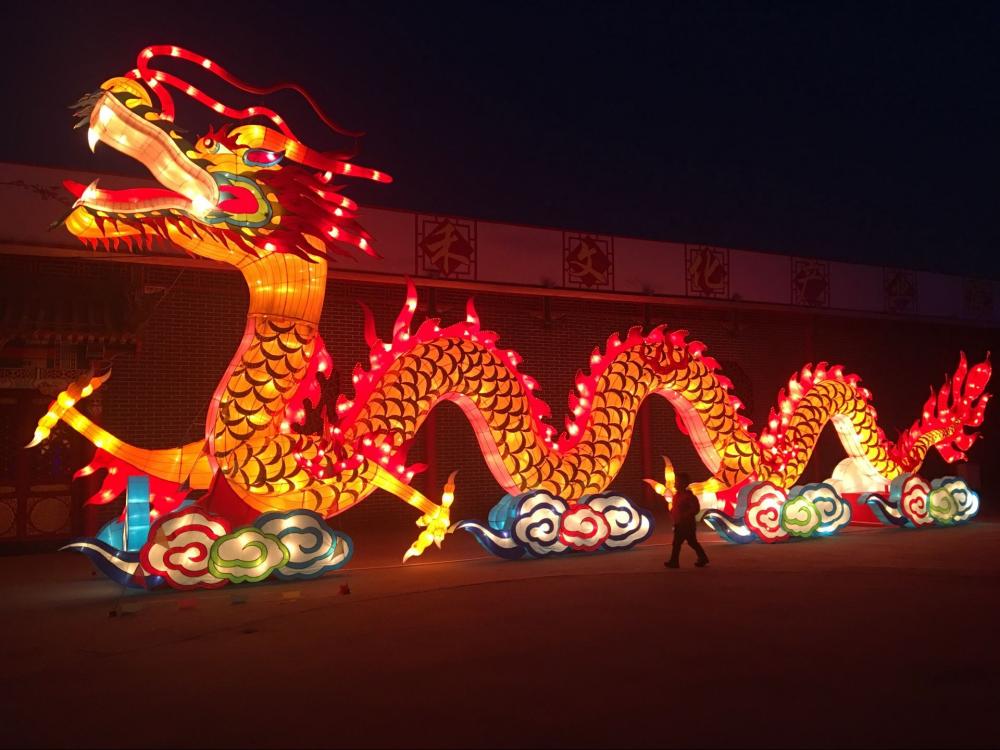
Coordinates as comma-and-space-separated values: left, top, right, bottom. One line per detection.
1, 162, 997, 549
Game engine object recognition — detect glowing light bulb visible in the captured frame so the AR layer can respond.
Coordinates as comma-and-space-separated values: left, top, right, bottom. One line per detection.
191, 195, 214, 217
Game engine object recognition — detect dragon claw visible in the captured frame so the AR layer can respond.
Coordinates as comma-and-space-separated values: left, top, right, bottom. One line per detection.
644, 455, 677, 506
402, 471, 458, 562
26, 369, 110, 447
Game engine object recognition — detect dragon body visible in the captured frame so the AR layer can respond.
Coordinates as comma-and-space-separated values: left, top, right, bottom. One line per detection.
31, 47, 991, 577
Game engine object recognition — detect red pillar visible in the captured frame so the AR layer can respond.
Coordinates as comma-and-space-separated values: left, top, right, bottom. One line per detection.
639, 404, 654, 508
424, 409, 438, 497
80, 399, 100, 536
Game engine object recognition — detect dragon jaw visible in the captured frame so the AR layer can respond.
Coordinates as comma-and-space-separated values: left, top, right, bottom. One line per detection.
64, 76, 239, 260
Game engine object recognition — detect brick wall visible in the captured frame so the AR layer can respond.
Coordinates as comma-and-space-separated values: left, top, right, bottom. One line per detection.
3, 254, 998, 533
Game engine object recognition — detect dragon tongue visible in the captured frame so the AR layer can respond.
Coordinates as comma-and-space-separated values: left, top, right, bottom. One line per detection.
71, 179, 100, 209
64, 179, 94, 200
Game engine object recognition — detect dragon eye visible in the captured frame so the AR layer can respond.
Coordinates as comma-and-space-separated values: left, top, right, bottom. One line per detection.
244, 149, 284, 167
203, 138, 214, 148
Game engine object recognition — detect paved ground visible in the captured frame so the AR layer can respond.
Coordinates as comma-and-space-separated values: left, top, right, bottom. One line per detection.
1, 521, 998, 749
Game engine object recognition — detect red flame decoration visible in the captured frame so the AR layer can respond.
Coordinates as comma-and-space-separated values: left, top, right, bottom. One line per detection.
293, 281, 752, 484
74, 448, 190, 520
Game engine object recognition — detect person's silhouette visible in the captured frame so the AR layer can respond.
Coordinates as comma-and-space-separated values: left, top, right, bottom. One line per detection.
664, 472, 709, 569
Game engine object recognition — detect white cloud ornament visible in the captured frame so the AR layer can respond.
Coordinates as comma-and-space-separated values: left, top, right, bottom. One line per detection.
208, 527, 289, 584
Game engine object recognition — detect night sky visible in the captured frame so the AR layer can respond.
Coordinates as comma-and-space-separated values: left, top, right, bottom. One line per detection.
2, 2, 998, 278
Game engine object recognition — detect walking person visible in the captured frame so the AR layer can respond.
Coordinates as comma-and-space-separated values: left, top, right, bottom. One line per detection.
664, 472, 709, 569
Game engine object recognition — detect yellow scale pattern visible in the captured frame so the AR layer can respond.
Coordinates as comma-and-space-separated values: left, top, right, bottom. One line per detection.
213, 317, 369, 514
759, 380, 949, 487
220, 331, 761, 516
43, 308, 960, 521
214, 319, 960, 518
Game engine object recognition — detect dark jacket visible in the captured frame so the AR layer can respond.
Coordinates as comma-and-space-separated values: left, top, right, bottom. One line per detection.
671, 488, 701, 526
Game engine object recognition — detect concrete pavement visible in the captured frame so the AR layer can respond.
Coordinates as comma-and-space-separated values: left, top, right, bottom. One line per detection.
1, 522, 997, 748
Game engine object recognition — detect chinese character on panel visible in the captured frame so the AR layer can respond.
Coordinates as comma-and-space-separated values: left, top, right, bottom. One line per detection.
416, 216, 477, 279
685, 245, 729, 298
963, 278, 994, 319
884, 268, 918, 314
791, 259, 830, 308
563, 234, 614, 289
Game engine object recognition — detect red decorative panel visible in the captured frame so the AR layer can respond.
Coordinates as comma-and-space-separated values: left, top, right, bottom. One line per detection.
791, 259, 830, 308
415, 215, 477, 279
685, 245, 729, 298
26, 495, 71, 536
563, 233, 614, 289
963, 278, 994, 319
884, 268, 918, 314
0, 495, 15, 538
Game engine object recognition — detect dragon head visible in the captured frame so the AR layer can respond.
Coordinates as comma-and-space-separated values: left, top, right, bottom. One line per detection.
62, 46, 390, 266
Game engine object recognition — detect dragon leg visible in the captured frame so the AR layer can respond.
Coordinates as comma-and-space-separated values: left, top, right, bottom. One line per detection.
27, 370, 212, 489
26, 369, 108, 448
217, 426, 458, 561
366, 467, 458, 561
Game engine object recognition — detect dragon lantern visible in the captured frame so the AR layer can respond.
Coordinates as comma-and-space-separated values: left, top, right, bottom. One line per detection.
30, 46, 992, 588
